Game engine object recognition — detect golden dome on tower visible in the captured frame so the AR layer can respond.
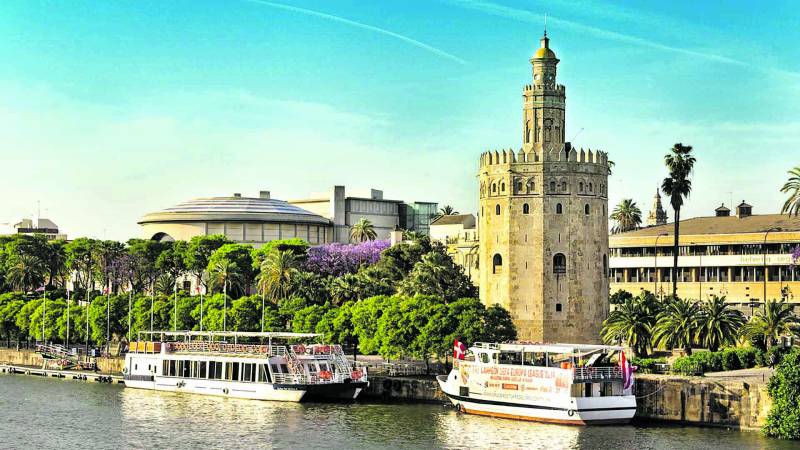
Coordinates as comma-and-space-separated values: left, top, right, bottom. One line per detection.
532, 32, 557, 59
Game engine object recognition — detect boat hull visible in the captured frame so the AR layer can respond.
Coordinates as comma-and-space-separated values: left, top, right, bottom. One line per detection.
437, 375, 636, 425
125, 376, 307, 402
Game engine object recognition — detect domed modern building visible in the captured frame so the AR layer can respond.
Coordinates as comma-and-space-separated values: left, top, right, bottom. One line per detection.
138, 191, 333, 247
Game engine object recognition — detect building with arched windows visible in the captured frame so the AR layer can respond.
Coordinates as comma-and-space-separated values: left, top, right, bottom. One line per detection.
477, 32, 611, 342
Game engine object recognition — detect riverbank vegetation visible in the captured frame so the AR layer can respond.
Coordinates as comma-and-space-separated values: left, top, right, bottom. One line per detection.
0, 233, 515, 366
603, 290, 798, 369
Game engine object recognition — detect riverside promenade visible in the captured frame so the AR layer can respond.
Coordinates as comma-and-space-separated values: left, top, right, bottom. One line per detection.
0, 348, 773, 431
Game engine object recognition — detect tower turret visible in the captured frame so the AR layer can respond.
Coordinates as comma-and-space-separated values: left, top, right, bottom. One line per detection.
647, 189, 668, 226
522, 32, 566, 152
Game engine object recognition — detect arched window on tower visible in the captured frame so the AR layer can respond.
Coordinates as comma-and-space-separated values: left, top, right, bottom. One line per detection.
561, 181, 567, 191
550, 181, 556, 192
501, 182, 506, 192
589, 183, 593, 192
556, 203, 563, 214
495, 204, 501, 215
579, 182, 584, 192
492, 254, 503, 274
553, 253, 566, 274
585, 204, 590, 215
492, 183, 497, 193
523, 203, 530, 214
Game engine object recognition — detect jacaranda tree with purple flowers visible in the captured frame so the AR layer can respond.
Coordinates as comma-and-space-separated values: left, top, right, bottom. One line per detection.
305, 240, 390, 277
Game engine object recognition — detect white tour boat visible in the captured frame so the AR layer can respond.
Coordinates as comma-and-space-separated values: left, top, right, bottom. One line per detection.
124, 331, 368, 402
437, 342, 636, 425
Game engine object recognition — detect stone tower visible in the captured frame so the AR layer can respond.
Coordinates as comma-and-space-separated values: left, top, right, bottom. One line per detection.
478, 33, 610, 343
647, 189, 668, 226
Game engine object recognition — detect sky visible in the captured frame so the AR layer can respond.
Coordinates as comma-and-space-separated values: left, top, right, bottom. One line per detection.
0, 0, 798, 240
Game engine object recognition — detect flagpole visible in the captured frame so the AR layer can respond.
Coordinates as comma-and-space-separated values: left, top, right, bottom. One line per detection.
106, 278, 110, 356
42, 284, 47, 344
198, 280, 204, 332
85, 286, 90, 358
223, 280, 227, 332
127, 288, 132, 342
173, 280, 177, 331
66, 287, 70, 349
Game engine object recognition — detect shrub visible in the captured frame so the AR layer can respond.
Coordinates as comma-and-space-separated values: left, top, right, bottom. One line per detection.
735, 347, 758, 369
765, 347, 789, 367
764, 348, 800, 440
631, 357, 666, 374
720, 348, 741, 371
672, 356, 700, 375
756, 348, 769, 367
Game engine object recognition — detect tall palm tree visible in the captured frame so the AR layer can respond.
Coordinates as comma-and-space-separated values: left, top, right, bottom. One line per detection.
257, 250, 299, 302
662, 143, 696, 297
740, 299, 798, 350
6, 254, 46, 292
209, 260, 242, 332
780, 166, 800, 216
438, 205, 459, 216
696, 295, 745, 352
601, 294, 657, 357
610, 199, 643, 233
653, 297, 700, 355
349, 218, 377, 243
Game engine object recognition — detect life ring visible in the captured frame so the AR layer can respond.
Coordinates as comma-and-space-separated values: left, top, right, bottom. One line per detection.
223, 388, 229, 395
319, 370, 332, 380
351, 370, 363, 381
567, 409, 575, 417
294, 344, 306, 354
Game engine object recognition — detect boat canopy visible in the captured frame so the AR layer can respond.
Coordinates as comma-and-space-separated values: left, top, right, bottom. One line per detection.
472, 342, 624, 355
137, 330, 322, 341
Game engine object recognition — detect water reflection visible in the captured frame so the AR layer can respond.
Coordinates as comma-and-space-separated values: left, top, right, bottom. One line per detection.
1, 375, 796, 450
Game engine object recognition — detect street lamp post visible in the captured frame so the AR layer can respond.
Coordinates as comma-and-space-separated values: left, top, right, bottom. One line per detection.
654, 233, 668, 296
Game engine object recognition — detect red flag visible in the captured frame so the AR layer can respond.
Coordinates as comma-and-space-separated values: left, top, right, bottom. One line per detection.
620, 351, 634, 391
453, 339, 467, 360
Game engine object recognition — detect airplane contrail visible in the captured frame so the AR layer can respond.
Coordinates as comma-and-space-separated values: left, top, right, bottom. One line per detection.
244, 0, 467, 65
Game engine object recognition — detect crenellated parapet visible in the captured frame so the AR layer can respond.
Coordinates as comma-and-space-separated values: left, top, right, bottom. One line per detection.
523, 83, 565, 95
479, 145, 609, 168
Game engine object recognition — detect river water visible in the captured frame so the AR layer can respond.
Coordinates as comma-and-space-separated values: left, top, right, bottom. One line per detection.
0, 375, 792, 450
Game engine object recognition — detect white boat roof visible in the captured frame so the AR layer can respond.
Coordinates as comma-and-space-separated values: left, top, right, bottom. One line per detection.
138, 331, 321, 339
472, 342, 624, 354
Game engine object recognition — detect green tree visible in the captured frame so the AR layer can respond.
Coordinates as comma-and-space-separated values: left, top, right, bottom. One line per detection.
44, 240, 68, 288
349, 218, 377, 243
610, 199, 642, 234
256, 250, 299, 302
252, 238, 309, 264
0, 293, 26, 342
292, 304, 327, 333
351, 295, 392, 354
56, 302, 87, 344
126, 239, 165, 294
653, 297, 700, 355
15, 298, 42, 342
398, 250, 477, 301
207, 244, 254, 296
327, 270, 393, 305
764, 348, 800, 440
438, 205, 459, 216
29, 299, 67, 341
413, 298, 451, 372
610, 289, 634, 305
94, 240, 126, 291
482, 304, 517, 343
230, 295, 262, 332
376, 296, 420, 360
155, 240, 188, 289
661, 143, 696, 297
208, 260, 242, 331
65, 238, 98, 293
6, 254, 46, 292
696, 295, 745, 352
741, 299, 799, 350
601, 294, 657, 357
289, 271, 329, 305
88, 294, 128, 345
185, 235, 232, 291
780, 166, 800, 216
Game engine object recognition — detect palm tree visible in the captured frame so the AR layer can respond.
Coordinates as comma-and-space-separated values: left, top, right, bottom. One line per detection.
6, 254, 46, 292
438, 205, 459, 216
349, 218, 377, 243
209, 260, 242, 332
662, 143, 696, 297
696, 295, 745, 352
653, 297, 700, 355
740, 299, 798, 350
601, 294, 657, 357
256, 250, 299, 302
610, 199, 642, 233
780, 166, 800, 216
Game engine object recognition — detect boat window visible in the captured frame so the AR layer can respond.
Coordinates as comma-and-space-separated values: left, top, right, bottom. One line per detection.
319, 363, 329, 372
169, 360, 176, 377
307, 364, 317, 373
499, 352, 521, 365
226, 362, 240, 381
180, 360, 191, 378
271, 363, 281, 374
134, 364, 138, 370
242, 363, 256, 383
199, 361, 207, 379
601, 382, 613, 397
260, 364, 271, 383
209, 361, 223, 379
479, 353, 490, 364
584, 383, 593, 397
280, 364, 289, 374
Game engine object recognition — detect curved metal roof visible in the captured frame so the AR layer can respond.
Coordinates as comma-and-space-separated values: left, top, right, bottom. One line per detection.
139, 196, 331, 225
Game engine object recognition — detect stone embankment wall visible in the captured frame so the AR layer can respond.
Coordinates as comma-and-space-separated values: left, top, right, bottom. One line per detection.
635, 374, 771, 431
362, 376, 447, 403
0, 349, 124, 374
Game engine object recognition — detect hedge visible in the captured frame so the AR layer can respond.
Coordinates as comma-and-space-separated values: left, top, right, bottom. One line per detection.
671, 347, 774, 375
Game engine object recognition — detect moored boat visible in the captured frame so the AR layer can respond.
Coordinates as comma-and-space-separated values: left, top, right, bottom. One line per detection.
124, 331, 367, 402
437, 342, 636, 425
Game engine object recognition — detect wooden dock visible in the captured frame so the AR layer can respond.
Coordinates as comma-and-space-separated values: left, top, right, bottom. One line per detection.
0, 364, 124, 384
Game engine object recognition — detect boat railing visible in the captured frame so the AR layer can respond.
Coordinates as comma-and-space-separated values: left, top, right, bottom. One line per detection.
573, 366, 623, 381
272, 370, 362, 385
161, 341, 287, 356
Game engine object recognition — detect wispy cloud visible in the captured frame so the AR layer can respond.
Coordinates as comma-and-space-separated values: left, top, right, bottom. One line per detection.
446, 0, 798, 77
243, 0, 467, 65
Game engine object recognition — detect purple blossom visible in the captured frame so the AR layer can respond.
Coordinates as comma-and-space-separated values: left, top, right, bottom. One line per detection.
305, 240, 390, 277
791, 245, 800, 267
